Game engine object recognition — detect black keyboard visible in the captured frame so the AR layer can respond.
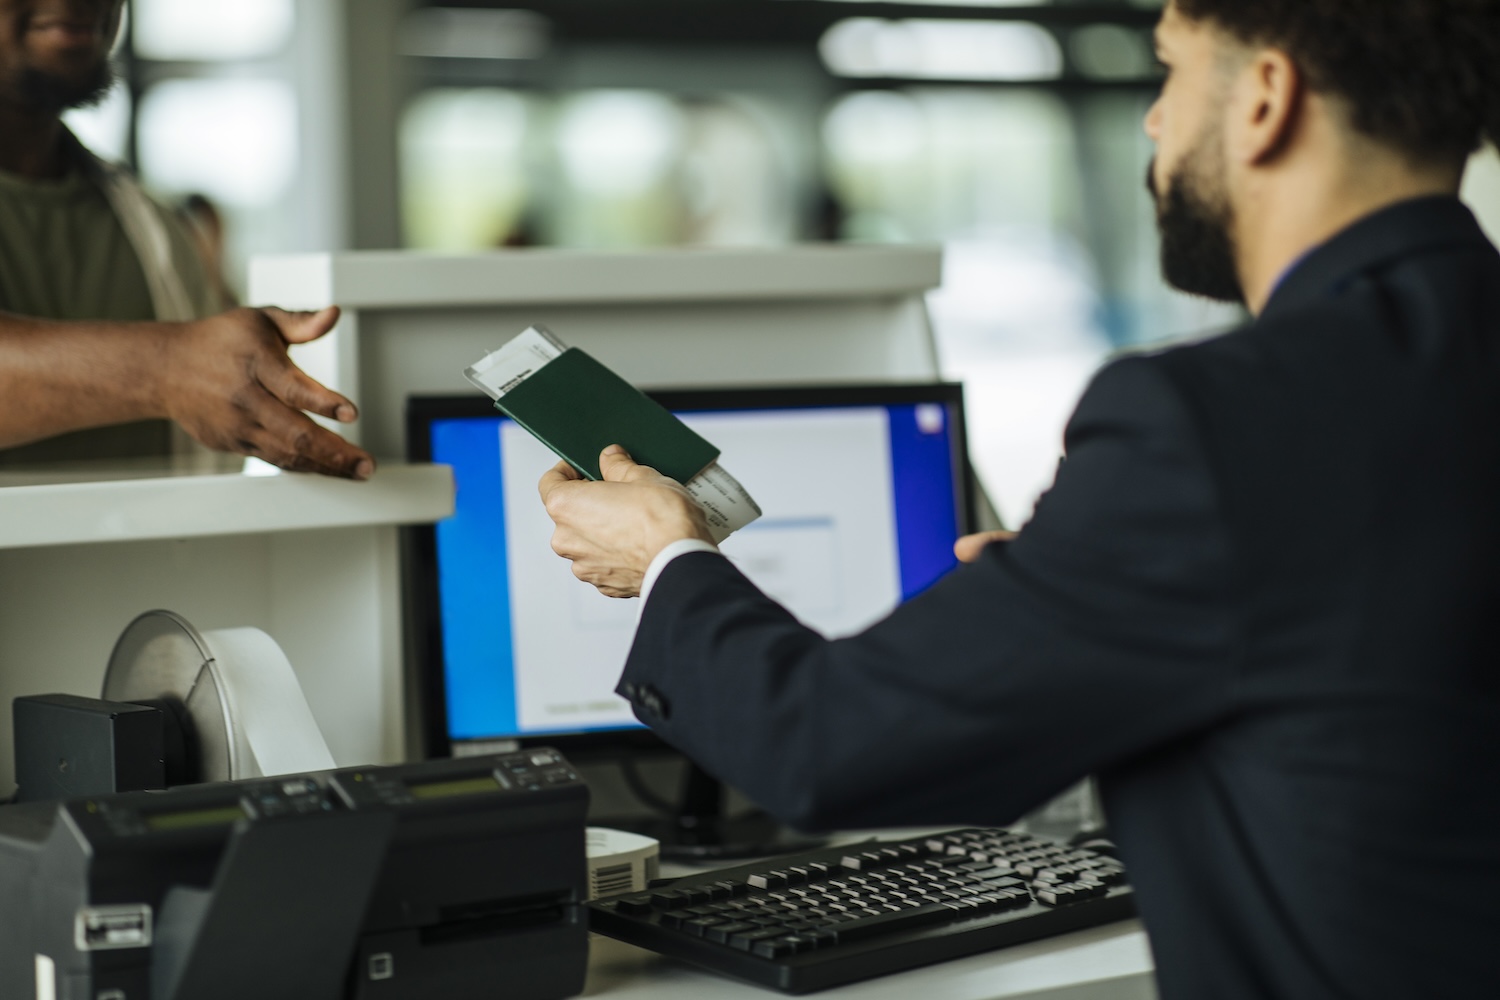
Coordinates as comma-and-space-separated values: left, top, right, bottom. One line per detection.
588, 827, 1135, 994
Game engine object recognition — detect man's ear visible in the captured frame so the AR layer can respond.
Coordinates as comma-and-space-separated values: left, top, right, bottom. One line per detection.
1230, 48, 1303, 166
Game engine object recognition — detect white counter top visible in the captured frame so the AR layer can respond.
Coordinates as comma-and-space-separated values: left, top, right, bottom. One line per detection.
0, 460, 453, 549
250, 245, 943, 311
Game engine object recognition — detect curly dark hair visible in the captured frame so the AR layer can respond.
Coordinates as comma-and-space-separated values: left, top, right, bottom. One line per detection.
1174, 0, 1500, 163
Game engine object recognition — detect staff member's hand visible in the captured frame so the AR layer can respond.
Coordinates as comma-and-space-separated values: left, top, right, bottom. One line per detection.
161, 306, 374, 480
540, 445, 714, 598
954, 529, 1016, 563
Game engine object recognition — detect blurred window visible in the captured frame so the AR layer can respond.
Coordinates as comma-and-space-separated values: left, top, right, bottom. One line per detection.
137, 79, 299, 209
132, 0, 293, 61
400, 89, 795, 250
400, 89, 533, 250
399, 8, 550, 61
820, 19, 1063, 81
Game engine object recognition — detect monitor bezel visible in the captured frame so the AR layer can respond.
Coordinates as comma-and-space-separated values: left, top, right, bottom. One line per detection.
403, 381, 976, 761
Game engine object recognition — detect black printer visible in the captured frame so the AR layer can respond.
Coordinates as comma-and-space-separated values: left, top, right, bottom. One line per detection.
0, 749, 589, 1000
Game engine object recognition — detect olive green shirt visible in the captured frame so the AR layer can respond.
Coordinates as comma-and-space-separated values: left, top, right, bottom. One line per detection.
0, 146, 222, 464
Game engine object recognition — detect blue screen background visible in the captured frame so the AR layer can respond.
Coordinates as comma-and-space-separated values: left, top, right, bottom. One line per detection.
429, 402, 963, 742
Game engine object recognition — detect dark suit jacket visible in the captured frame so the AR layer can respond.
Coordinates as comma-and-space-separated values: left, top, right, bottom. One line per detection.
619, 196, 1500, 999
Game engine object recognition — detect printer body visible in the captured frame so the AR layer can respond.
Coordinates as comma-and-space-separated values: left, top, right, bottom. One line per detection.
0, 750, 590, 1000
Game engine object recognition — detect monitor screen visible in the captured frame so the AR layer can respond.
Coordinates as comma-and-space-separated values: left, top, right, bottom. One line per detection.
405, 384, 974, 757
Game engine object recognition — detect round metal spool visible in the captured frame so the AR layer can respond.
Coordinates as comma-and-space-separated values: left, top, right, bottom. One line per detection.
102, 610, 239, 783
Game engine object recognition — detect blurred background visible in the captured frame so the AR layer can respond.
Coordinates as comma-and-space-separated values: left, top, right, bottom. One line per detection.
65, 0, 1500, 526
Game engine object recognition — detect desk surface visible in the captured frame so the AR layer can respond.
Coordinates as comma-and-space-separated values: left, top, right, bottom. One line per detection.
584, 919, 1156, 1000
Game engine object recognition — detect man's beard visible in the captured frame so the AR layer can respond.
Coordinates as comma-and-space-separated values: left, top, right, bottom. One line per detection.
1148, 131, 1244, 305
16, 59, 115, 113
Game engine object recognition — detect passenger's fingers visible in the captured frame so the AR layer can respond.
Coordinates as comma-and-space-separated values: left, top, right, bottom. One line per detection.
243, 389, 374, 479
257, 353, 359, 423
263, 305, 341, 345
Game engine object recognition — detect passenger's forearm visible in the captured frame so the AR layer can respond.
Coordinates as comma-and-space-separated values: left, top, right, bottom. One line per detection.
0, 311, 168, 448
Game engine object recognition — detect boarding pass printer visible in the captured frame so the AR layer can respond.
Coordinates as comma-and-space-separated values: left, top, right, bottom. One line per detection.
0, 612, 590, 1000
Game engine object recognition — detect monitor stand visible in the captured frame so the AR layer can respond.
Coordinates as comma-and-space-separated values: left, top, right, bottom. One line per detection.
616, 761, 826, 863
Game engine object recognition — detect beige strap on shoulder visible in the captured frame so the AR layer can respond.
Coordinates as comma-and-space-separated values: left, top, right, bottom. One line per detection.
83, 150, 198, 323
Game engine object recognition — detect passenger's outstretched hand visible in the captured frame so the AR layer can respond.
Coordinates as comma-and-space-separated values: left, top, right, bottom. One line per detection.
160, 306, 375, 480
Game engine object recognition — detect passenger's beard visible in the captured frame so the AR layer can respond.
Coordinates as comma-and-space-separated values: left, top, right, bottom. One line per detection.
16, 59, 115, 113
1148, 127, 1243, 305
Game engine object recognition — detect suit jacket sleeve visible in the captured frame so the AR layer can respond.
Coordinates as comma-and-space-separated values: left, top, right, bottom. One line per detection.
618, 355, 1242, 830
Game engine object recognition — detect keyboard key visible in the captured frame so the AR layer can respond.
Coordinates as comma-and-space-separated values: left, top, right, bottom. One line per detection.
827, 903, 955, 943
748, 872, 788, 890
614, 895, 655, 916
730, 927, 786, 951
752, 936, 802, 959
657, 909, 692, 929
705, 921, 757, 944
1035, 888, 1072, 906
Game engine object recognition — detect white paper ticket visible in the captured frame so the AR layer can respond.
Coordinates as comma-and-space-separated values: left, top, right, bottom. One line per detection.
683, 462, 761, 543
464, 325, 567, 400
465, 326, 762, 542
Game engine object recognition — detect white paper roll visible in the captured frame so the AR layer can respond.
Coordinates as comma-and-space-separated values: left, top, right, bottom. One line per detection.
200, 627, 336, 779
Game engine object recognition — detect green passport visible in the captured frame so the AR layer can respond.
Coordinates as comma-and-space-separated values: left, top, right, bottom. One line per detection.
495, 348, 720, 484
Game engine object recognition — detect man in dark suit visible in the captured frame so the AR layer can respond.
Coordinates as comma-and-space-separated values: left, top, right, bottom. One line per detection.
540, 2, 1500, 996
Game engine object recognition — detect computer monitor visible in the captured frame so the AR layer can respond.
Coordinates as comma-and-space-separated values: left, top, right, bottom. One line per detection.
404, 383, 975, 761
